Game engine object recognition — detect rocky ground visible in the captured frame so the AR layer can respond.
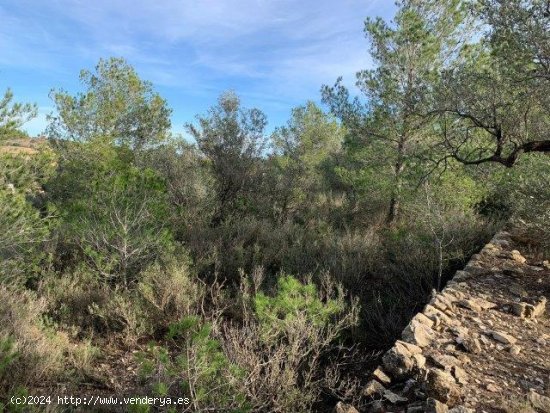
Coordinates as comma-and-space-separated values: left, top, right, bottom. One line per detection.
337, 227, 550, 413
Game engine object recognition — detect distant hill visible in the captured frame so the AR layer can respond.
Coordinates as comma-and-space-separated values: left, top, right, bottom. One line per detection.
0, 136, 48, 156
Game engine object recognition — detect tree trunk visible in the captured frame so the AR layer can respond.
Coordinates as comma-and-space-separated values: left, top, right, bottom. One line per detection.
386, 136, 406, 225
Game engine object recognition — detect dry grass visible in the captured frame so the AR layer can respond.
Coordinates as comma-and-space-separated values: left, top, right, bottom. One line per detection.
0, 285, 96, 394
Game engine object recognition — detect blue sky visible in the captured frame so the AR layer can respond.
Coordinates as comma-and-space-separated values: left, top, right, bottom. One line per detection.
0, 0, 395, 137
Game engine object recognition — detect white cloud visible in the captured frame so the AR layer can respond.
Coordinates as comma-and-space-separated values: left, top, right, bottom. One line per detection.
1, 0, 395, 134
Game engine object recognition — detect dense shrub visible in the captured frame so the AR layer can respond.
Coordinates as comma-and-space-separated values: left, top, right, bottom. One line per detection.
0, 147, 56, 285
137, 317, 248, 412
2, 37, 544, 411
0, 285, 96, 394
221, 272, 359, 412
42, 257, 204, 345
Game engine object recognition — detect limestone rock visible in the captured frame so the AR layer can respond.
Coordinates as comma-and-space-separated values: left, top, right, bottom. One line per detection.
453, 270, 471, 282
451, 366, 468, 385
532, 296, 547, 318
382, 342, 417, 378
489, 330, 517, 345
511, 250, 527, 264
412, 353, 426, 369
448, 407, 474, 413
474, 297, 497, 310
429, 354, 461, 371
493, 239, 510, 248
383, 389, 408, 404
463, 264, 485, 276
528, 390, 550, 411
425, 304, 454, 326
362, 380, 386, 397
371, 367, 391, 385
511, 302, 536, 318
335, 401, 359, 413
509, 345, 521, 355
403, 318, 435, 347
414, 312, 435, 328
479, 334, 491, 345
486, 383, 500, 392
443, 289, 465, 301
426, 397, 449, 413
450, 325, 469, 337
512, 297, 546, 319
426, 369, 461, 405
508, 283, 528, 298
397, 339, 423, 354
457, 299, 482, 313
455, 335, 482, 354
433, 294, 454, 312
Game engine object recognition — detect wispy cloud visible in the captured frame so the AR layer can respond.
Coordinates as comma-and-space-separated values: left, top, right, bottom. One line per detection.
0, 0, 396, 132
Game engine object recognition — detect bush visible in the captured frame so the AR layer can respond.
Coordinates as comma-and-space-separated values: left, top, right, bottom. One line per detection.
48, 141, 174, 287
221, 272, 359, 412
254, 274, 348, 339
137, 317, 248, 412
0, 285, 95, 395
42, 257, 205, 344
137, 258, 204, 333
40, 266, 107, 333
134, 272, 360, 412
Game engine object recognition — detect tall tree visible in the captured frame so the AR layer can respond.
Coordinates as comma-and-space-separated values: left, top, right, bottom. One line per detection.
48, 57, 171, 151
46, 58, 174, 282
270, 102, 344, 223
186, 91, 268, 226
323, 0, 469, 223
433, 0, 550, 166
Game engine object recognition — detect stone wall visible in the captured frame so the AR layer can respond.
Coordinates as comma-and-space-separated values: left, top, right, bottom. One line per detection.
337, 229, 550, 413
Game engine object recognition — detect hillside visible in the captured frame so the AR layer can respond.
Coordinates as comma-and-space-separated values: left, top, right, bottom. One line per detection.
0, 137, 47, 156
1, 0, 549, 411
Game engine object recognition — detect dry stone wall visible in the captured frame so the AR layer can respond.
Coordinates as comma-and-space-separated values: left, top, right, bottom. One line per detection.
338, 229, 550, 413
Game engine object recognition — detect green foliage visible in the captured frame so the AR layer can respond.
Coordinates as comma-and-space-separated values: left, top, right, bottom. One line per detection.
431, 0, 549, 167
270, 102, 344, 223
0, 89, 37, 140
323, 0, 471, 223
254, 275, 345, 337
186, 91, 268, 225
226, 272, 360, 412
43, 256, 202, 344
45, 58, 176, 284
50, 141, 173, 285
0, 336, 18, 379
48, 57, 171, 150
0, 145, 56, 285
137, 316, 249, 412
0, 285, 95, 395
141, 140, 216, 239
137, 258, 204, 329
0, 188, 50, 283
3, 1, 548, 405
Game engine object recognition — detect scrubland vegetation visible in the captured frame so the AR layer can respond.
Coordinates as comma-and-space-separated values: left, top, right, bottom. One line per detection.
0, 0, 548, 411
